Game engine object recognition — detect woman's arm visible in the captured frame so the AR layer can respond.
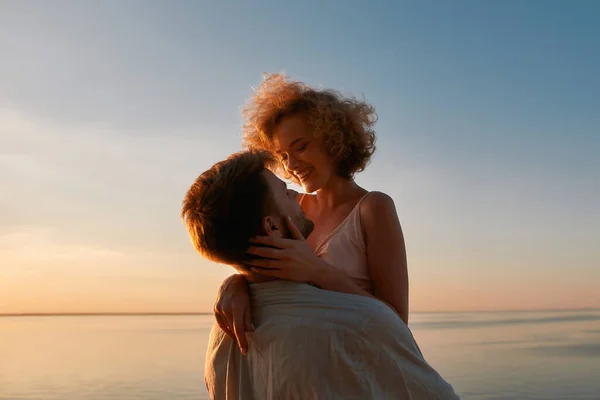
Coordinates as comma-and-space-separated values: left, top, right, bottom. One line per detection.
213, 274, 254, 354
246, 217, 375, 299
310, 258, 377, 298
361, 192, 409, 324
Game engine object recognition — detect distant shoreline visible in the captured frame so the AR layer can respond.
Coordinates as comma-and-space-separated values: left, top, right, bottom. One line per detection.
1, 308, 598, 317
0, 312, 213, 317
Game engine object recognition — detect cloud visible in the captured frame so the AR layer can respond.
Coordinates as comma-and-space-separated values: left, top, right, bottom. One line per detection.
0, 225, 127, 262
0, 107, 242, 252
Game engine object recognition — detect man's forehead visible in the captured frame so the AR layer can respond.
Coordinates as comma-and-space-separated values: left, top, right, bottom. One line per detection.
261, 170, 285, 190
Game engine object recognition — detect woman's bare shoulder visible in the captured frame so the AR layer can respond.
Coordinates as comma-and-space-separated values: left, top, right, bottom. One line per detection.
361, 191, 396, 213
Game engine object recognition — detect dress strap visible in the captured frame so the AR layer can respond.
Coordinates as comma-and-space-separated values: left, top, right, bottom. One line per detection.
298, 193, 307, 206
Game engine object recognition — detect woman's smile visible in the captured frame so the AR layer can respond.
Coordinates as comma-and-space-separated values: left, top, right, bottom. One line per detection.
296, 167, 315, 182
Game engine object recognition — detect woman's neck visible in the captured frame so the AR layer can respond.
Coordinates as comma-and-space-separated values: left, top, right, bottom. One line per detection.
314, 177, 365, 210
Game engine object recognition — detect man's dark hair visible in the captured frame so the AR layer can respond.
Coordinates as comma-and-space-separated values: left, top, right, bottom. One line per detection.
181, 150, 277, 266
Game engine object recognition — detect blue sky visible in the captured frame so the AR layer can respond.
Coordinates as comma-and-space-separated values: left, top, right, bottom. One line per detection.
1, 1, 598, 313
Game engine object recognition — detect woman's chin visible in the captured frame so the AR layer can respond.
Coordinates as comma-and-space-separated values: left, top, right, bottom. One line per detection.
302, 182, 317, 193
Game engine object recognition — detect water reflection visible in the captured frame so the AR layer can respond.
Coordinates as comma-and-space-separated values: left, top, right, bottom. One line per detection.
1, 311, 599, 400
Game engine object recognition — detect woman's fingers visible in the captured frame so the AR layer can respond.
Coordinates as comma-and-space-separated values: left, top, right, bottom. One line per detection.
245, 257, 279, 269
246, 246, 282, 259
249, 235, 293, 249
232, 311, 248, 355
285, 216, 304, 240
215, 313, 235, 342
250, 267, 279, 277
244, 309, 255, 333
215, 306, 251, 355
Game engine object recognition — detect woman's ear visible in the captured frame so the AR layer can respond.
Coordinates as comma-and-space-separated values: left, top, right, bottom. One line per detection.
260, 216, 281, 236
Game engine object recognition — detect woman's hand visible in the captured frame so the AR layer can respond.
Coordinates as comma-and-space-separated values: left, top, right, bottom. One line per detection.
248, 216, 377, 300
245, 216, 327, 284
213, 274, 254, 355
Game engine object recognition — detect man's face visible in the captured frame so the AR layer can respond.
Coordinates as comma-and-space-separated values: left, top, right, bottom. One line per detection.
261, 170, 314, 239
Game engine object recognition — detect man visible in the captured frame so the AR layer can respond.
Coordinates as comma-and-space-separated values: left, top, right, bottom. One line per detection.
182, 150, 459, 399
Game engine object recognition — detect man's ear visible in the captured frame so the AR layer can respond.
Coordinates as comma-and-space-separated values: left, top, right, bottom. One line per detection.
260, 216, 281, 237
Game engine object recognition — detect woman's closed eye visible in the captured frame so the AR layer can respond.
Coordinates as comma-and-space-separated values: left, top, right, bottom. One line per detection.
297, 143, 308, 152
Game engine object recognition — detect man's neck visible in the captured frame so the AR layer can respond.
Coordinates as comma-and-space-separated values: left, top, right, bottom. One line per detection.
240, 267, 279, 284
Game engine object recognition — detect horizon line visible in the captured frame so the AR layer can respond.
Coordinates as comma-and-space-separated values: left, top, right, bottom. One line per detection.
1, 307, 599, 317
0, 312, 212, 317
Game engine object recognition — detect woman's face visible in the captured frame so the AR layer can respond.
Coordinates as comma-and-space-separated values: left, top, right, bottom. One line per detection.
272, 113, 333, 193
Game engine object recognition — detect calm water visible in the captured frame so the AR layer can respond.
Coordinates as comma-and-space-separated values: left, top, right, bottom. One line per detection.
1, 310, 599, 400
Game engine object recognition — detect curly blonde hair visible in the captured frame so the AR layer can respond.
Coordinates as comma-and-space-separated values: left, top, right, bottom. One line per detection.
242, 73, 377, 181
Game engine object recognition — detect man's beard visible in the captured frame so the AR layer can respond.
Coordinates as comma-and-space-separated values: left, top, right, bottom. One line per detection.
297, 214, 315, 239
288, 214, 314, 239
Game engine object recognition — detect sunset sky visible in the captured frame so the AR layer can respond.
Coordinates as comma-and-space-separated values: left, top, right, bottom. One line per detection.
1, 1, 598, 314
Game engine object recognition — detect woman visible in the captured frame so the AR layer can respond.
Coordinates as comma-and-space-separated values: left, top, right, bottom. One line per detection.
214, 74, 408, 354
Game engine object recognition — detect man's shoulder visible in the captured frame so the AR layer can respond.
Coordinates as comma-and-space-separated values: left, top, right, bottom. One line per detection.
250, 280, 401, 330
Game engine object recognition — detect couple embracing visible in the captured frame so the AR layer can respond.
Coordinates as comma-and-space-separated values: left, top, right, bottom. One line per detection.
182, 74, 459, 399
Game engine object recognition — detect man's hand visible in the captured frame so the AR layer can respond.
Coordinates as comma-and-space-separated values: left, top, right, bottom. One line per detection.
213, 274, 254, 355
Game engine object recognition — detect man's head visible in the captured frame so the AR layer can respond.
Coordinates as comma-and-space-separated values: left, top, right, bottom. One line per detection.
181, 150, 314, 269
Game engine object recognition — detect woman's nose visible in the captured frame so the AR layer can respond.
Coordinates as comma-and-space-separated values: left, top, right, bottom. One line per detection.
283, 156, 296, 172
285, 154, 299, 171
